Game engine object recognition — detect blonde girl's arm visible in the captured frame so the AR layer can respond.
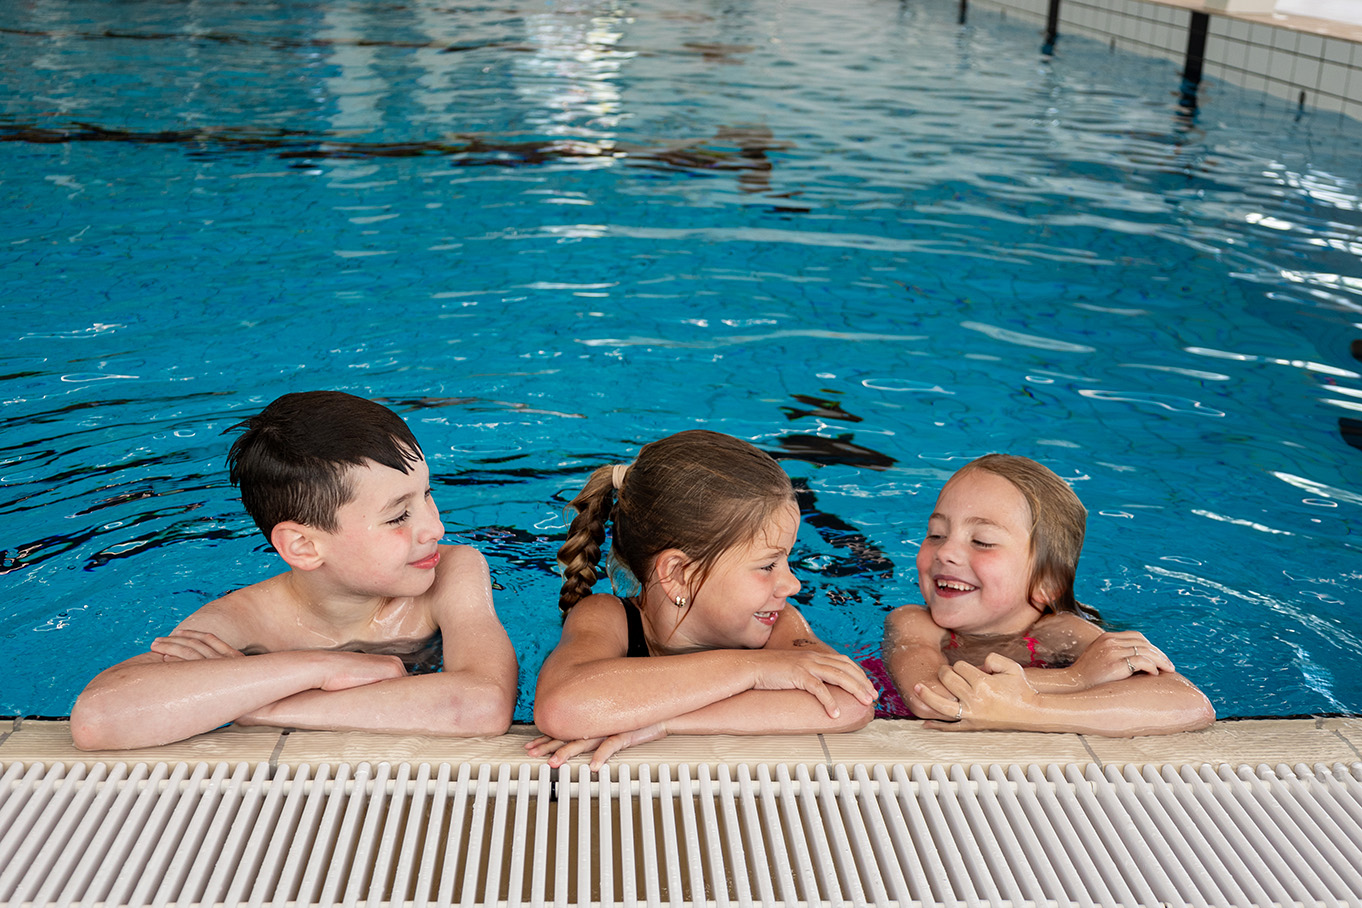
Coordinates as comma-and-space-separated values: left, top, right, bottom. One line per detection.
532, 598, 876, 744
918, 651, 1216, 736
883, 605, 959, 720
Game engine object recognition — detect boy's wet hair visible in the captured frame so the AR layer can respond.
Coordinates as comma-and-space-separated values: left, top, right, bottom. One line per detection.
952, 453, 1099, 621
556, 429, 796, 615
226, 391, 424, 540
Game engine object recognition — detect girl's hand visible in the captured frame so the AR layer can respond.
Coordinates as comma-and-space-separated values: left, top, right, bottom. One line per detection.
151, 629, 244, 662
915, 654, 1040, 730
1068, 631, 1175, 689
526, 722, 670, 772
748, 650, 878, 718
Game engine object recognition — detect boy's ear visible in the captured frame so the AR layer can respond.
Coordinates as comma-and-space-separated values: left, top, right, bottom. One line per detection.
270, 521, 326, 571
653, 548, 694, 603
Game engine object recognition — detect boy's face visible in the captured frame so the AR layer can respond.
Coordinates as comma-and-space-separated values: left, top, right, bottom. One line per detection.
916, 469, 1036, 636
316, 457, 445, 600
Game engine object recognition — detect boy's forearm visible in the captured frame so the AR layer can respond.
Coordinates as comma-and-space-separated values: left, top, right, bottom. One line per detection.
244, 670, 516, 737
70, 652, 343, 750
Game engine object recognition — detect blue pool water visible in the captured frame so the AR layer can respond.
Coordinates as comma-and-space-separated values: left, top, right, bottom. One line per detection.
2, 0, 1360, 723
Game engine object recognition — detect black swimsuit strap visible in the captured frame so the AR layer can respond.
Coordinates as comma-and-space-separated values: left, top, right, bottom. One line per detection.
621, 597, 650, 658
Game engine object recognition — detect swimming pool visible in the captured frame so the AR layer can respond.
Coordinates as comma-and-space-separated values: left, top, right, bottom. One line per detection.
2, 0, 1359, 724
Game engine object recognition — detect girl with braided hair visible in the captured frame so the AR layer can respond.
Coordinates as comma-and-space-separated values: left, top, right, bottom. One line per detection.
529, 429, 877, 770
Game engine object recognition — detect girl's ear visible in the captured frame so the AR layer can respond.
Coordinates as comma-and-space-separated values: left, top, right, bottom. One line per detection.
1029, 573, 1058, 612
653, 548, 695, 603
271, 521, 325, 571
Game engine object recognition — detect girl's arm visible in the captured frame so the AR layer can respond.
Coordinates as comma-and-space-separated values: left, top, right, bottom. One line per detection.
916, 651, 1216, 736
531, 599, 876, 766
883, 605, 957, 720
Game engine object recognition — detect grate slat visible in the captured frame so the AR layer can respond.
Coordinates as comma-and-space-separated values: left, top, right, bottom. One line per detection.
1, 758, 1360, 906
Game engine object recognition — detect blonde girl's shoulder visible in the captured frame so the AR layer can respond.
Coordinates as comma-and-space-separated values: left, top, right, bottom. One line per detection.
1032, 610, 1103, 655
884, 603, 949, 649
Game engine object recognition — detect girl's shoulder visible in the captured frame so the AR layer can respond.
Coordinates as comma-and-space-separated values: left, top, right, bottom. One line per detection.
1030, 611, 1103, 654
560, 593, 633, 643
884, 603, 950, 648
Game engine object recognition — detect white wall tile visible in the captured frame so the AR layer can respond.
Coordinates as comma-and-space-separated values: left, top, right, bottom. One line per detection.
1321, 37, 1352, 64
1312, 92, 1345, 114
1293, 56, 1322, 88
1269, 48, 1296, 80
1320, 60, 1350, 95
1249, 23, 1278, 46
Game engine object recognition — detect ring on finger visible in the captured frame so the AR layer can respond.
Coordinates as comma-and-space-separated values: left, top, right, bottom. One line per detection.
955, 703, 964, 721
1125, 657, 1135, 674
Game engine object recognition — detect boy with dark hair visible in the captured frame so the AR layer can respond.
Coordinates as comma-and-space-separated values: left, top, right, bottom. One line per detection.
71, 391, 517, 750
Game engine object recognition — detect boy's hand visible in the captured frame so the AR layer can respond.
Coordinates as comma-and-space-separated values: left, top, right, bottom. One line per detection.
151, 629, 244, 662
316, 652, 409, 690
748, 650, 878, 718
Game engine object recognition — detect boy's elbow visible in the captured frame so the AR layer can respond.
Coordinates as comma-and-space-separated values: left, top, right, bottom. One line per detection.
442, 684, 516, 737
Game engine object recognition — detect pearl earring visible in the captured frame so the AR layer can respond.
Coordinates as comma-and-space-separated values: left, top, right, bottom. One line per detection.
674, 596, 687, 608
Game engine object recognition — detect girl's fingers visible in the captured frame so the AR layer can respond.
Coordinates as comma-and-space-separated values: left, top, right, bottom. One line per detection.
589, 734, 632, 770
804, 677, 841, 718
524, 735, 567, 756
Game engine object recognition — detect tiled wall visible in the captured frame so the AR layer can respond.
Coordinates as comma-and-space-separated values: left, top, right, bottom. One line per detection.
966, 0, 1362, 125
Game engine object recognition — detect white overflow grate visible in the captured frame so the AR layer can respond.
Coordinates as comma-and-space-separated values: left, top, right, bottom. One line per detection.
1, 759, 1360, 906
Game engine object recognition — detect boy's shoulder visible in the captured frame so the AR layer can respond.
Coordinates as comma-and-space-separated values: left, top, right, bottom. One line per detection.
163, 574, 292, 651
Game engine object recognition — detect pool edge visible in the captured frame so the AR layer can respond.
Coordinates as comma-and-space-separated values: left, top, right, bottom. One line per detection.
4, 717, 1359, 770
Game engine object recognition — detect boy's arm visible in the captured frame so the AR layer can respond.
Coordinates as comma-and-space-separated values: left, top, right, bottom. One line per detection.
69, 641, 406, 750
239, 546, 518, 737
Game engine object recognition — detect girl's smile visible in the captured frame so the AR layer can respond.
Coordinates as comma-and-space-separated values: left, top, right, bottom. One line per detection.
916, 469, 1038, 636
660, 502, 802, 651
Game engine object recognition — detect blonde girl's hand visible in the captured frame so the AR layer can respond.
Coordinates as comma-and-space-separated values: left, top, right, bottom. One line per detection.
526, 723, 670, 772
1069, 631, 1175, 689
916, 654, 1039, 730
151, 629, 244, 662
748, 650, 878, 718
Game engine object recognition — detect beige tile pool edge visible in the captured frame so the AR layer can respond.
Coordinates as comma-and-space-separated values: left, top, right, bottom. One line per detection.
3, 717, 1359, 769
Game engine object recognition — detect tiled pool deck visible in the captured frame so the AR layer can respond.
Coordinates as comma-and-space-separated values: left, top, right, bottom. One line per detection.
4, 716, 1359, 770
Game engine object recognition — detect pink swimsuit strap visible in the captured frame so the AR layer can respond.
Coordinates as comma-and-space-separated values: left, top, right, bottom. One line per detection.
947, 630, 1045, 667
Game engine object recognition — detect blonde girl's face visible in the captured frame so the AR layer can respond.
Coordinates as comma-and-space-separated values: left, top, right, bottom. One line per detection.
670, 502, 802, 651
915, 469, 1039, 636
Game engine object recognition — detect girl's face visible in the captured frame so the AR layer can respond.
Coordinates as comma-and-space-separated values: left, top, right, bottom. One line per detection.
916, 469, 1038, 636
667, 502, 802, 651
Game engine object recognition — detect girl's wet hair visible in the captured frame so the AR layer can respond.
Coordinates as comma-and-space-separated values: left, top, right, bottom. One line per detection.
953, 453, 1100, 621
226, 390, 424, 540
556, 429, 796, 614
